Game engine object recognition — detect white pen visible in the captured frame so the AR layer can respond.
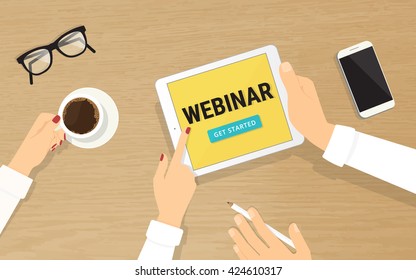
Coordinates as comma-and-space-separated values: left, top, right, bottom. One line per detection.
227, 202, 295, 249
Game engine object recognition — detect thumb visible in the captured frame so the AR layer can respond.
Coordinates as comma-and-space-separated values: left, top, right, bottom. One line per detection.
153, 153, 169, 184
288, 223, 310, 255
279, 62, 302, 97
45, 114, 61, 131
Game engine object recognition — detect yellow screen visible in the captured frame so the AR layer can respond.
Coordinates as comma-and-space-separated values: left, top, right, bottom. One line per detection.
168, 54, 292, 170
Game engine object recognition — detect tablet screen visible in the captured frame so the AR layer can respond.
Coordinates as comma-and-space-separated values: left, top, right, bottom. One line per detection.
168, 54, 292, 170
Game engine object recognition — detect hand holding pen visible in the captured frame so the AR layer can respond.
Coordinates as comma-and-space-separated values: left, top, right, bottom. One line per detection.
228, 205, 311, 260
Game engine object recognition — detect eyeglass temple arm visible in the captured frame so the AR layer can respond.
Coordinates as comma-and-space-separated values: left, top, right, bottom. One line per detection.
26, 50, 49, 85
29, 72, 33, 85
87, 44, 96, 53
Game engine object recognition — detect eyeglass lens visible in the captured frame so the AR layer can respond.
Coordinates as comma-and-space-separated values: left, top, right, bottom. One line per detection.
23, 49, 51, 74
58, 31, 87, 56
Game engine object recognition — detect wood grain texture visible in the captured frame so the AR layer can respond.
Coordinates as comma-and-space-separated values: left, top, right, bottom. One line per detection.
0, 0, 415, 259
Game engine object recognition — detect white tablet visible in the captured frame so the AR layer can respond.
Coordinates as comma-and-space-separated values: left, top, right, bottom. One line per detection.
156, 45, 304, 176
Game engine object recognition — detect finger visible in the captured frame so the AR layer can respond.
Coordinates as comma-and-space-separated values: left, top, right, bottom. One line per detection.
248, 207, 287, 251
50, 143, 58, 151
27, 113, 56, 137
50, 126, 66, 151
234, 214, 268, 253
233, 244, 247, 260
228, 228, 258, 259
153, 153, 169, 184
45, 114, 61, 132
50, 129, 66, 150
171, 127, 190, 164
297, 76, 314, 89
50, 135, 60, 151
279, 62, 303, 98
288, 223, 311, 256
55, 129, 66, 145
297, 76, 319, 100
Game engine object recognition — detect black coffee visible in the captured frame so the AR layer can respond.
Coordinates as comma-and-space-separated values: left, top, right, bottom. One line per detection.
63, 98, 99, 134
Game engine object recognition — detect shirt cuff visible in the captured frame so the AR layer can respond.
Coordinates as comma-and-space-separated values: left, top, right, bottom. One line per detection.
322, 125, 356, 167
146, 220, 183, 247
0, 165, 33, 199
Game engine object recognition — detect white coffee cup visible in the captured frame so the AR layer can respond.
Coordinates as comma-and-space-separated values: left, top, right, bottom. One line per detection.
57, 89, 104, 139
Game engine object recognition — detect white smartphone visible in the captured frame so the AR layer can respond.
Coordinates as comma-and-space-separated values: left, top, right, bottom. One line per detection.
337, 41, 395, 118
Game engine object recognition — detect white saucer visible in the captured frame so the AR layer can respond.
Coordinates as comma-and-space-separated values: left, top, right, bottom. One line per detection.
63, 88, 119, 149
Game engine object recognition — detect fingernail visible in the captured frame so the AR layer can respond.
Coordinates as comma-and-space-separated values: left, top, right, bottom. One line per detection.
52, 115, 60, 123
248, 208, 256, 218
52, 148, 56, 152
185, 127, 191, 134
160, 153, 164, 161
293, 223, 300, 233
228, 229, 235, 237
281, 62, 292, 72
233, 245, 239, 253
59, 140, 63, 146
234, 215, 242, 225
51, 144, 57, 149
64, 133, 66, 141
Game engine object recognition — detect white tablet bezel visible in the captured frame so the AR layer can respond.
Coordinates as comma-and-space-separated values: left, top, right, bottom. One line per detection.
156, 45, 304, 176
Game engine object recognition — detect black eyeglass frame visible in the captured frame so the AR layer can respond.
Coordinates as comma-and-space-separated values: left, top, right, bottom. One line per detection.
17, 25, 96, 85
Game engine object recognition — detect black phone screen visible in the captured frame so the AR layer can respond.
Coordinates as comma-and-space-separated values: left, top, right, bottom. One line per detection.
339, 47, 393, 112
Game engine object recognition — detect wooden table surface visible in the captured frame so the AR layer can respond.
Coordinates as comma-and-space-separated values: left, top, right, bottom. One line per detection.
0, 0, 415, 260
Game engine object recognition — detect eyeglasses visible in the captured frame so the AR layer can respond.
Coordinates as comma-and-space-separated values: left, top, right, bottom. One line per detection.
17, 26, 96, 85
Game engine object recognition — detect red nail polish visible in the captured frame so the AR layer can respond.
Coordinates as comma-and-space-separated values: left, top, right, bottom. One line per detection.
185, 127, 191, 134
64, 133, 66, 140
52, 115, 60, 123
51, 144, 57, 149
52, 148, 56, 152
160, 153, 164, 161
60, 140, 63, 146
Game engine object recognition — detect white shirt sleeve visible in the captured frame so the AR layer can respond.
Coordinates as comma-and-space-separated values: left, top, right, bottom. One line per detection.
138, 220, 183, 261
0, 165, 33, 235
323, 125, 416, 194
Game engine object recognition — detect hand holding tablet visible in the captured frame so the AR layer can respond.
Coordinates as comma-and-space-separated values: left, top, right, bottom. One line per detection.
279, 62, 335, 151
156, 46, 304, 175
154, 128, 196, 228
